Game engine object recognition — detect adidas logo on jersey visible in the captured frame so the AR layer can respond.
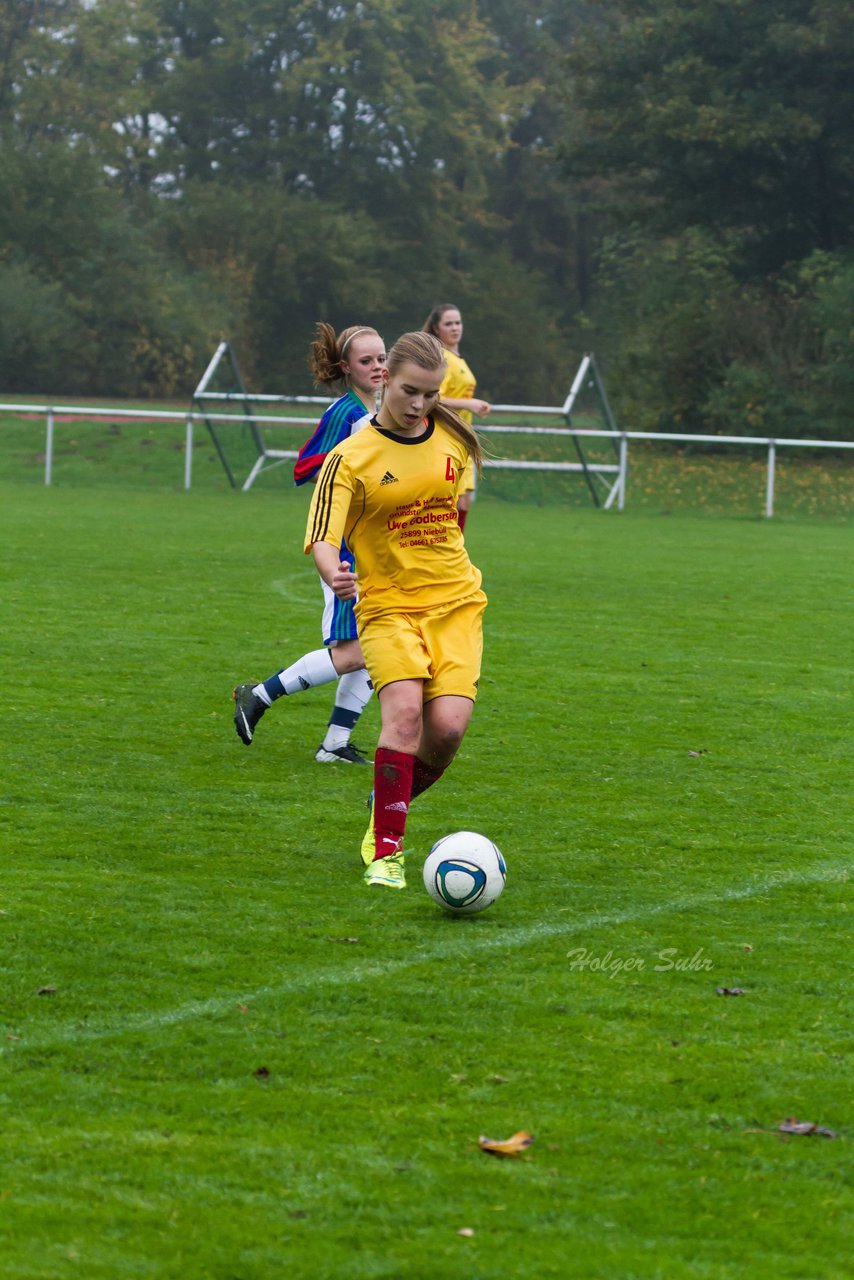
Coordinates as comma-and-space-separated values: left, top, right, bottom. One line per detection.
380, 470, 398, 485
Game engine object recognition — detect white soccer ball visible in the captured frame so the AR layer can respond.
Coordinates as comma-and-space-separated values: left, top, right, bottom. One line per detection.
422, 832, 507, 915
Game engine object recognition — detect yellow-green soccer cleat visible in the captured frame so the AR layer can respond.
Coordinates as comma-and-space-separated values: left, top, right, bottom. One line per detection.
363, 847, 406, 890
360, 794, 376, 867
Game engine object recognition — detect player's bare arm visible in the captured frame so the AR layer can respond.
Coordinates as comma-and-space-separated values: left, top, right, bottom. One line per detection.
441, 396, 491, 417
312, 542, 357, 600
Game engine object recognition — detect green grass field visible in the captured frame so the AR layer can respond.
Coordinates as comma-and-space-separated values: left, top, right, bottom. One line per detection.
1, 419, 852, 1278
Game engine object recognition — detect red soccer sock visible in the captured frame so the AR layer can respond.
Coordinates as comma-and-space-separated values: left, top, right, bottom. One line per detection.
373, 747, 415, 861
411, 757, 446, 800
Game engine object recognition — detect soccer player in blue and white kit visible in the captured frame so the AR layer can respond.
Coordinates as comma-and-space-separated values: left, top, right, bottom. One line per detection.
232, 322, 385, 763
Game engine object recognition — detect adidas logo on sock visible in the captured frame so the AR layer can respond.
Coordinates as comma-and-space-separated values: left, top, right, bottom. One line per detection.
380, 470, 398, 485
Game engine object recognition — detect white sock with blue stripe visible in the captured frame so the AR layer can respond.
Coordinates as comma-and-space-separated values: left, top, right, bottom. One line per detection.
255, 649, 338, 703
322, 668, 373, 750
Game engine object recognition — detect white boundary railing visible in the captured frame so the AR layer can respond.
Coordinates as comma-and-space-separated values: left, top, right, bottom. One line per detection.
1, 400, 852, 517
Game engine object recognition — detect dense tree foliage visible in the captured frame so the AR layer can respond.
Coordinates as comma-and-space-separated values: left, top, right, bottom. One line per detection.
563, 0, 854, 434
0, 0, 851, 438
566, 1, 854, 266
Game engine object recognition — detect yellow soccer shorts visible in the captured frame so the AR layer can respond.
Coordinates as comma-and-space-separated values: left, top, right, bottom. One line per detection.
358, 590, 486, 702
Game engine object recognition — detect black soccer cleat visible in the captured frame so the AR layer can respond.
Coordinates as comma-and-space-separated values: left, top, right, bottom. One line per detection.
314, 742, 372, 765
233, 683, 267, 745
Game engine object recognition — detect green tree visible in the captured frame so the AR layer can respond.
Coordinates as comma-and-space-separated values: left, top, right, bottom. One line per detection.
478, 0, 600, 306
0, 139, 230, 395
799, 250, 854, 437
564, 0, 854, 273
153, 178, 393, 390
0, 0, 633, 404
0, 0, 76, 125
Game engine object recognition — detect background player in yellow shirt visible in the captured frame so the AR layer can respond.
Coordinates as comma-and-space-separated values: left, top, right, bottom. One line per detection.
422, 303, 491, 531
305, 331, 487, 889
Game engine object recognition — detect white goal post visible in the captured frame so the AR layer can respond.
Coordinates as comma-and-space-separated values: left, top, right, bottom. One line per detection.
191, 342, 624, 503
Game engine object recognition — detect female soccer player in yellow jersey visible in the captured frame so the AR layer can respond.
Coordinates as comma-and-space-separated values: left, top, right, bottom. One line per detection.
305, 331, 487, 889
422, 303, 491, 532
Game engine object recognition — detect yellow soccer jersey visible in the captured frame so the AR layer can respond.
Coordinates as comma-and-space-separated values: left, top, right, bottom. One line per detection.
305, 416, 482, 623
440, 348, 477, 426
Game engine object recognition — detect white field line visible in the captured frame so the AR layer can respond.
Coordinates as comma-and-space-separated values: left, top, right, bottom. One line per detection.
8, 859, 849, 1054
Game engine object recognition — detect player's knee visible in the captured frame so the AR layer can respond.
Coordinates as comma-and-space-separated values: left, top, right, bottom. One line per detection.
331, 641, 364, 674
430, 721, 466, 761
381, 697, 423, 752
388, 716, 423, 753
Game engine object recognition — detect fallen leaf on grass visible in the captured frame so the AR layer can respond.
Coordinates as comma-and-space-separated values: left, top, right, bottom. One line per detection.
688, 748, 710, 757
488, 1074, 509, 1085
478, 1131, 534, 1157
37, 986, 56, 996
238, 1004, 249, 1013
457, 1227, 475, 1237
715, 987, 745, 996
779, 1117, 838, 1139
744, 1117, 839, 1139
328, 936, 360, 944
253, 1066, 270, 1079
